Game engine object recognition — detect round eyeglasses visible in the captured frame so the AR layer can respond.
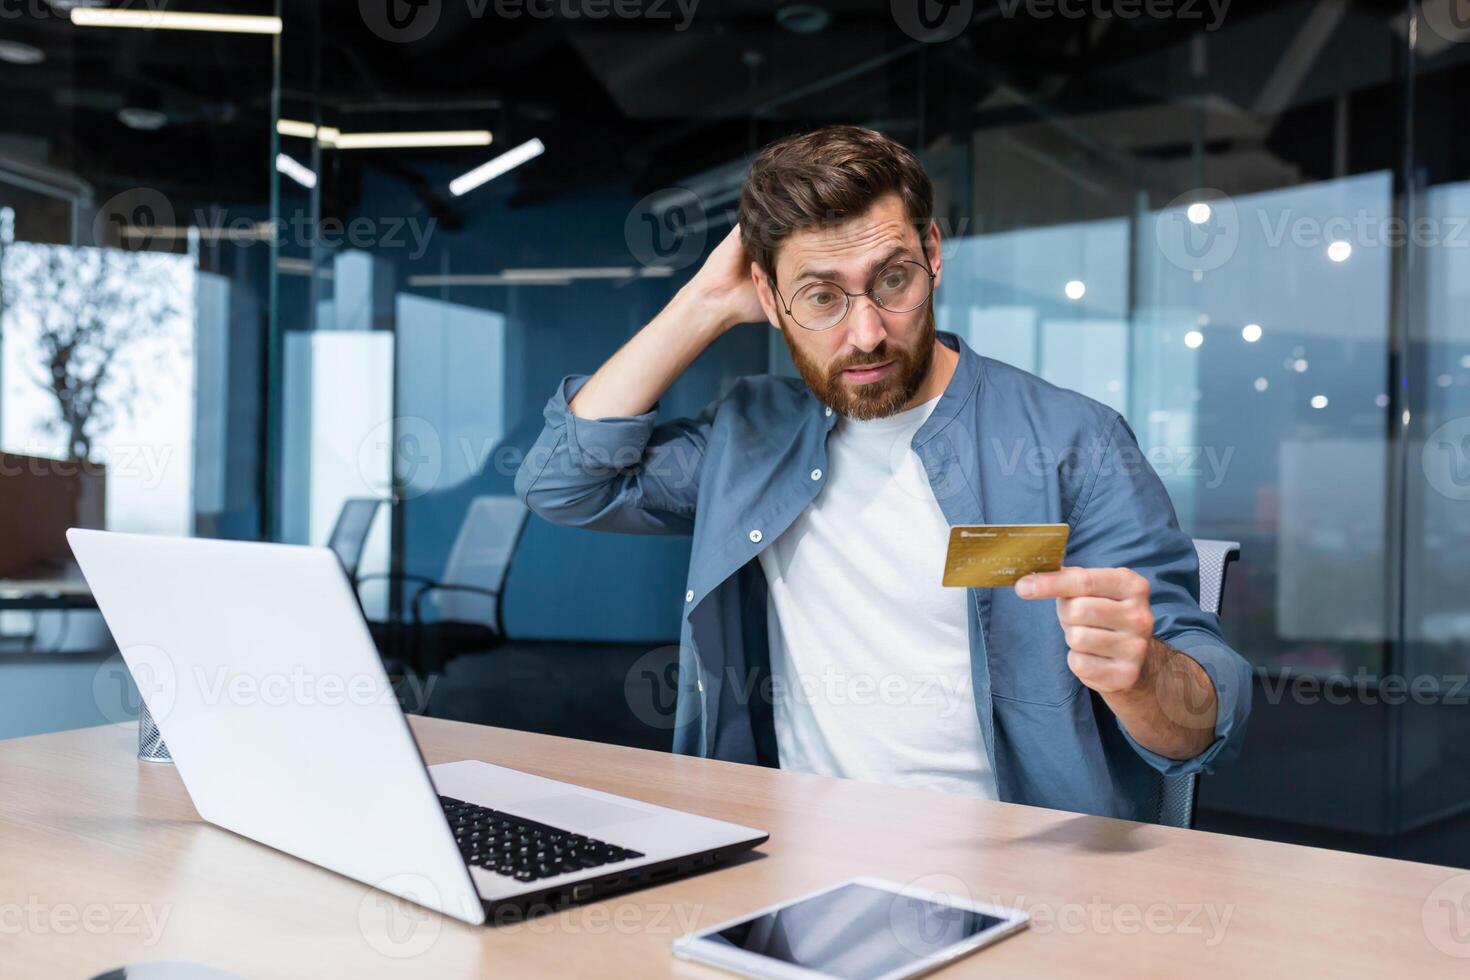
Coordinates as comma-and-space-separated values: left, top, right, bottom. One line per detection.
772, 258, 936, 332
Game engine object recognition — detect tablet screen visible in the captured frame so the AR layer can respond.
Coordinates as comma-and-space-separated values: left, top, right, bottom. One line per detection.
707, 882, 1004, 980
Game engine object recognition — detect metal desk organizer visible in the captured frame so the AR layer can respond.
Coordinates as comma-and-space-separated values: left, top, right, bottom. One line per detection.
137, 701, 172, 763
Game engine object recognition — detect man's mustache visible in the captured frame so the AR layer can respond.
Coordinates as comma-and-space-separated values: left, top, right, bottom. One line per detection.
829, 344, 896, 379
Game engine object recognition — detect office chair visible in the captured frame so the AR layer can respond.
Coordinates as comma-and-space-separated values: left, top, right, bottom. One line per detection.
408, 495, 531, 673
1153, 538, 1240, 829
326, 498, 384, 584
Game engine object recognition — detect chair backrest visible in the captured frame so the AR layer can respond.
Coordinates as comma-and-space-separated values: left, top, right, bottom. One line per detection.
326, 498, 382, 581
1155, 539, 1240, 829
435, 496, 531, 625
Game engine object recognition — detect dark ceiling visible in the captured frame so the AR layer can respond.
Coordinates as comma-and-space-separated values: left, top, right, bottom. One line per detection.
0, 0, 1465, 239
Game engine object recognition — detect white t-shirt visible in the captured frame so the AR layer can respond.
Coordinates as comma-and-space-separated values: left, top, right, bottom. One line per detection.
756, 395, 997, 799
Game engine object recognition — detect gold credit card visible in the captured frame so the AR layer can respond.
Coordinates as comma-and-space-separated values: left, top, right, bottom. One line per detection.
942, 524, 1070, 587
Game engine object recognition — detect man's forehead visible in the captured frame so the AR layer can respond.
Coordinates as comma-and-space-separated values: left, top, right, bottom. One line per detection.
777, 201, 919, 280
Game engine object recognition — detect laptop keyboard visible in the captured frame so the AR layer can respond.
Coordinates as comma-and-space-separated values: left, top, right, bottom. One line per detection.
439, 795, 645, 883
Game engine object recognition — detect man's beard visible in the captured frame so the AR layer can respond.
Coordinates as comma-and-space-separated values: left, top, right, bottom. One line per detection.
782, 303, 937, 421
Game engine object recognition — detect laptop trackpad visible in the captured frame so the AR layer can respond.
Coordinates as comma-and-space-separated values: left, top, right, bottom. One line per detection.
516, 794, 656, 831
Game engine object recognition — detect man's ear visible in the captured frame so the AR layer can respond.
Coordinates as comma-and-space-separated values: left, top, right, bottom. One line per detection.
924, 220, 943, 292
751, 261, 781, 330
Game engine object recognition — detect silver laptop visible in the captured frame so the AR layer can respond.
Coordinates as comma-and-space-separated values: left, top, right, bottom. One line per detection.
68, 529, 766, 926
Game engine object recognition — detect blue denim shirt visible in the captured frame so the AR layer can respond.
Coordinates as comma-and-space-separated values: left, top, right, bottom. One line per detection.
516, 332, 1251, 821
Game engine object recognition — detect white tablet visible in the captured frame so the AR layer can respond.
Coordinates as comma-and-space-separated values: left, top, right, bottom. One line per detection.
671, 876, 1028, 980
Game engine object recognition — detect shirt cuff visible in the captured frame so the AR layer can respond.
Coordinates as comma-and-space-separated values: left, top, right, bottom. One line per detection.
548, 374, 660, 475
1118, 629, 1251, 777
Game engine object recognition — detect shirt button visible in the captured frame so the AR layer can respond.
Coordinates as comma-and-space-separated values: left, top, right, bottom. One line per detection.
748, 529, 763, 544
824, 406, 833, 417
810, 468, 822, 481
684, 590, 694, 603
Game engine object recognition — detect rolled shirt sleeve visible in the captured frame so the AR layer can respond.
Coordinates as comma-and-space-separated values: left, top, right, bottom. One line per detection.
514, 375, 712, 536
1065, 414, 1253, 776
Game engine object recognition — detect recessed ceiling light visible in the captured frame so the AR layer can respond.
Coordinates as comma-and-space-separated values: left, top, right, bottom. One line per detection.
332, 130, 491, 150
118, 107, 168, 131
1242, 323, 1262, 342
1310, 395, 1328, 409
1064, 279, 1085, 300
70, 9, 282, 34
1184, 330, 1204, 349
1327, 240, 1352, 262
276, 153, 317, 189
776, 3, 832, 33
449, 138, 545, 197
0, 41, 44, 65
1186, 202, 1212, 224
277, 119, 318, 139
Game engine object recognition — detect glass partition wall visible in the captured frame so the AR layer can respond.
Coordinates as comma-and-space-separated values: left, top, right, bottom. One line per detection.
268, 1, 1467, 861
0, 1, 274, 735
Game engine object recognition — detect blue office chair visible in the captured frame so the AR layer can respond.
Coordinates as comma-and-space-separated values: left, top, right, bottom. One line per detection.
1153, 538, 1240, 829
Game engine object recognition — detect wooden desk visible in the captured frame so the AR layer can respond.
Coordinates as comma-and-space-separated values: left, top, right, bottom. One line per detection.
1, 718, 1465, 978
0, 561, 96, 612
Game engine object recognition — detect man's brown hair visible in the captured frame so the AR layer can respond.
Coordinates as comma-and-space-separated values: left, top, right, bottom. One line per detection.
738, 125, 934, 279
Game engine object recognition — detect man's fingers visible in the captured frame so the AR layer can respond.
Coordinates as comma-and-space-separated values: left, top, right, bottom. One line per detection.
1016, 565, 1145, 601
1066, 649, 1137, 693
1058, 595, 1154, 635
1062, 624, 1149, 661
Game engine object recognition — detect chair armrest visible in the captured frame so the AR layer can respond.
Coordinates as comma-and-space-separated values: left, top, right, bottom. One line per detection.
354, 571, 438, 590
410, 583, 501, 627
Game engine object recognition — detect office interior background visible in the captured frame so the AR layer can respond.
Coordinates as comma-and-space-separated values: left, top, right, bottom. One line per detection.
0, 0, 1467, 866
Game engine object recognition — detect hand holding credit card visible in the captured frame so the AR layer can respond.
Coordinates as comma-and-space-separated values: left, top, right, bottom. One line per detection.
942, 524, 1070, 587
